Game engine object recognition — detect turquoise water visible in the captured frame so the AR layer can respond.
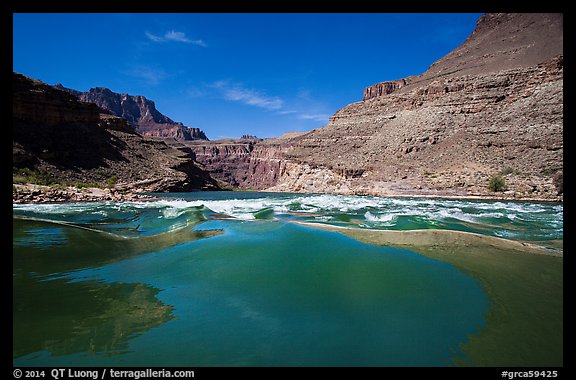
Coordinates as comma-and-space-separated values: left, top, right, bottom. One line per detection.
150, 192, 563, 245
13, 192, 563, 366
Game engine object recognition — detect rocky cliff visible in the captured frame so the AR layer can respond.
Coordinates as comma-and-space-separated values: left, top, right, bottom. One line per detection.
14, 73, 219, 199
55, 85, 208, 141
189, 13, 563, 201
363, 79, 406, 100
188, 138, 287, 189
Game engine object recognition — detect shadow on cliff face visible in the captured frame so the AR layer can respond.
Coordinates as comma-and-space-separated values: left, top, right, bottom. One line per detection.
13, 120, 129, 171
12, 73, 134, 170
13, 73, 221, 192
13, 72, 131, 171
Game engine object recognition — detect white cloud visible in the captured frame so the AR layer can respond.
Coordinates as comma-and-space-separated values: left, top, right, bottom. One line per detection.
164, 30, 191, 43
145, 30, 206, 46
210, 80, 331, 123
145, 31, 163, 42
212, 81, 283, 111
225, 88, 283, 110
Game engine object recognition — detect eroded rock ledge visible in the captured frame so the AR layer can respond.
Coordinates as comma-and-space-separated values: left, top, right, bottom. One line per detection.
184, 52, 562, 201
363, 79, 406, 100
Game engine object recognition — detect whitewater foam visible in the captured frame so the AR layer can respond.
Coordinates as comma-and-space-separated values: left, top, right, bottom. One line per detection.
13, 193, 563, 241
364, 211, 396, 224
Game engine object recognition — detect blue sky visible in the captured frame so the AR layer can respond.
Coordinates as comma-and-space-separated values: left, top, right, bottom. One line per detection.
13, 13, 482, 139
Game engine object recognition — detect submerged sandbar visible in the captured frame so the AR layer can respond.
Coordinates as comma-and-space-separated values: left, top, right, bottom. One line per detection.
295, 222, 563, 367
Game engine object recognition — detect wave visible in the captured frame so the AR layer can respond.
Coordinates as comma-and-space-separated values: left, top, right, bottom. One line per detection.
13, 193, 563, 242
364, 211, 396, 224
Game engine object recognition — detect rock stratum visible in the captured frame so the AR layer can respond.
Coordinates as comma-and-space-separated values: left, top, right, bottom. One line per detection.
13, 73, 218, 202
55, 84, 208, 141
188, 13, 563, 201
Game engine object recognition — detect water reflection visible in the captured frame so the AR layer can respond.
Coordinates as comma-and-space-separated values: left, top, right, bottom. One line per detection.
13, 218, 222, 275
13, 217, 221, 360
13, 276, 173, 358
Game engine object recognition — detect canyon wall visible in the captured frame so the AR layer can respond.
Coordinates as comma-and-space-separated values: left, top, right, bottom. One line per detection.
14, 73, 218, 193
189, 139, 288, 189
189, 13, 563, 201
55, 85, 208, 141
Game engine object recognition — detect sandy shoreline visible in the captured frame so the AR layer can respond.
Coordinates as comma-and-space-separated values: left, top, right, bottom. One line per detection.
294, 221, 563, 366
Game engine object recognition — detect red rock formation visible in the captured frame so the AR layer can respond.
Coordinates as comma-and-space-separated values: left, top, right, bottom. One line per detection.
362, 79, 406, 100
189, 140, 286, 189
55, 85, 209, 140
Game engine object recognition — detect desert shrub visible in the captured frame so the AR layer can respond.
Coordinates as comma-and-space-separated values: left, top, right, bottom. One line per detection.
107, 175, 118, 188
488, 175, 507, 192
13, 167, 56, 185
73, 181, 103, 189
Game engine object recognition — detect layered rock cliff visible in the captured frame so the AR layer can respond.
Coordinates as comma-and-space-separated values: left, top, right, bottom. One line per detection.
14, 73, 218, 197
55, 85, 208, 141
363, 79, 406, 100
277, 54, 563, 198
188, 138, 288, 189
189, 13, 563, 201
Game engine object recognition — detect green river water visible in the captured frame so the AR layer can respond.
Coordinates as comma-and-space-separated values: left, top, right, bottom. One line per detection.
13, 192, 563, 366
